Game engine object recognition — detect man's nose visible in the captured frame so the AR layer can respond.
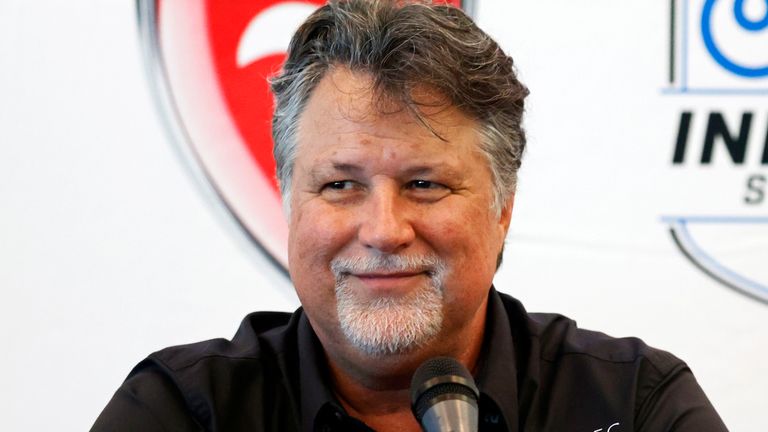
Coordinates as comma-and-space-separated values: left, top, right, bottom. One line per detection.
357, 187, 415, 254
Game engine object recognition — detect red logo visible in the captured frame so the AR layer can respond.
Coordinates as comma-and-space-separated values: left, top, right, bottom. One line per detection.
138, 0, 473, 273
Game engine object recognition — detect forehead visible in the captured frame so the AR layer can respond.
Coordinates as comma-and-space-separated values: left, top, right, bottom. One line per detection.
295, 67, 481, 157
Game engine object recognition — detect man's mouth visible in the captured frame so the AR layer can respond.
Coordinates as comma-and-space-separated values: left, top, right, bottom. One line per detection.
353, 271, 423, 278
347, 271, 427, 293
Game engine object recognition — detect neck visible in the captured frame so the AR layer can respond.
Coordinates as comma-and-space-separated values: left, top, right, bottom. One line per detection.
320, 296, 489, 431
331, 370, 419, 432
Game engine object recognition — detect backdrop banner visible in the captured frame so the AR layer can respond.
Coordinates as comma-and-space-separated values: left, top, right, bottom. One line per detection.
0, 1, 764, 430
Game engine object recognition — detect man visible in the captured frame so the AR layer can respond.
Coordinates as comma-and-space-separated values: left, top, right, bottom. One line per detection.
93, 1, 727, 431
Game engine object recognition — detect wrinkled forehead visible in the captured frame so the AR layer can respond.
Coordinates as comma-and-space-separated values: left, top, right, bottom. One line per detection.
298, 66, 478, 145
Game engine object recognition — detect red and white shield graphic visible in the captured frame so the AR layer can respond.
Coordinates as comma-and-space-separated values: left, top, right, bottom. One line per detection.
136, 0, 474, 275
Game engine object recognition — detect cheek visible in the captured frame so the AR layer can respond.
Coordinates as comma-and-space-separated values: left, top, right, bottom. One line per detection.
288, 204, 355, 279
425, 207, 501, 284
288, 205, 350, 326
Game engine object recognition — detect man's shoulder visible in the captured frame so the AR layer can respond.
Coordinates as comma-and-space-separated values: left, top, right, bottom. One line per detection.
92, 310, 303, 431
496, 292, 727, 431
498, 292, 683, 374
495, 292, 689, 413
527, 310, 682, 371
147, 310, 298, 373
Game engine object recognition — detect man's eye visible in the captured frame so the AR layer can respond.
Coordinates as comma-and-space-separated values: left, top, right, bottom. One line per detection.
408, 180, 443, 189
323, 180, 356, 191
405, 180, 451, 201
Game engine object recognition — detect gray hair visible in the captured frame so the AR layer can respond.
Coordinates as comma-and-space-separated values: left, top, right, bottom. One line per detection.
270, 0, 528, 214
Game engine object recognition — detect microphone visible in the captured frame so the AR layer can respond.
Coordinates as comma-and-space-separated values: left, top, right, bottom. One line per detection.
410, 357, 480, 432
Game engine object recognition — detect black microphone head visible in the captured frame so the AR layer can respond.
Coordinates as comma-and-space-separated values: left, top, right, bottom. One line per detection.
410, 356, 480, 423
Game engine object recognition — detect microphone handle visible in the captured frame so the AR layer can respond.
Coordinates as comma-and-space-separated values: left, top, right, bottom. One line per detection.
421, 397, 479, 432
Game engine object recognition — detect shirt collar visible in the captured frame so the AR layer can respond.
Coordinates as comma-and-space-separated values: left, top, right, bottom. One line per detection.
474, 287, 521, 432
297, 311, 345, 432
296, 288, 524, 432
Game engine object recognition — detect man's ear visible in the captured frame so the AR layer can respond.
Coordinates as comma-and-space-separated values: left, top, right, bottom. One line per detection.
494, 196, 515, 271
498, 195, 514, 234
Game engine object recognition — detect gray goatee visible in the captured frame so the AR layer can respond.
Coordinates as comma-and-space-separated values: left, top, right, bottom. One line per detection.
331, 254, 447, 356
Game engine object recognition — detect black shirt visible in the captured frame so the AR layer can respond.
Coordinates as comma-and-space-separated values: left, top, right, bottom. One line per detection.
92, 289, 727, 431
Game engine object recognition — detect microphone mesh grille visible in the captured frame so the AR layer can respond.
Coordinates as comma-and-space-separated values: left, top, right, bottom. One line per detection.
410, 357, 479, 421
412, 382, 477, 420
412, 356, 473, 387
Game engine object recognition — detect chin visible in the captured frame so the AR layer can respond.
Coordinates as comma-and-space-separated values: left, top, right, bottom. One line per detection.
337, 284, 444, 357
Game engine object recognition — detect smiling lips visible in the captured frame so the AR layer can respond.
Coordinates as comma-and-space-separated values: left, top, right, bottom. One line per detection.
350, 271, 427, 292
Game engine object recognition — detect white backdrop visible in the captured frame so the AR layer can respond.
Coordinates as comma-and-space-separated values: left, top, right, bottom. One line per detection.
1, 0, 765, 430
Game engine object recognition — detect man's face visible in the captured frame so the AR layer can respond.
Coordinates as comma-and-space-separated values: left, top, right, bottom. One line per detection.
287, 67, 512, 358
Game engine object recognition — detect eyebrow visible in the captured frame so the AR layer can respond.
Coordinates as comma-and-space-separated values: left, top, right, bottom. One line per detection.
309, 163, 364, 184
402, 164, 464, 180
331, 162, 365, 174
309, 161, 462, 182
324, 162, 365, 177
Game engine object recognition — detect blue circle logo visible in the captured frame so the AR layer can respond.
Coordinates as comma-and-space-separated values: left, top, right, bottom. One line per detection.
701, 0, 768, 77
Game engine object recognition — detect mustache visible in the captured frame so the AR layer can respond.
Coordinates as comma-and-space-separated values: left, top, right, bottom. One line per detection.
330, 255, 446, 279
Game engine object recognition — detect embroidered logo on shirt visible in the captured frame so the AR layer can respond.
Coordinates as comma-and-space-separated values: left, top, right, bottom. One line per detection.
593, 421, 620, 432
